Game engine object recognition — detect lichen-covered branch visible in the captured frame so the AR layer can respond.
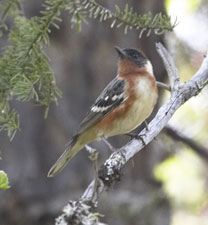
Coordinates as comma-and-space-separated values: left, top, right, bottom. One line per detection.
55, 43, 208, 225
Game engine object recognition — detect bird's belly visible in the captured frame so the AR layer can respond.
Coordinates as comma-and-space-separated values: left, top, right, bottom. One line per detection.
103, 94, 156, 137
107, 101, 152, 136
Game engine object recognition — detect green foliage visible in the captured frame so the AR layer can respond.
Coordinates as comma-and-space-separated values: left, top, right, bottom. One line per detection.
0, 0, 176, 140
0, 170, 10, 190
0, 0, 65, 139
0, 102, 19, 140
67, 0, 177, 36
0, 0, 22, 36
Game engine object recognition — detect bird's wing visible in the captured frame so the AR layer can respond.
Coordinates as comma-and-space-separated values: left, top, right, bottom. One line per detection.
77, 77, 126, 134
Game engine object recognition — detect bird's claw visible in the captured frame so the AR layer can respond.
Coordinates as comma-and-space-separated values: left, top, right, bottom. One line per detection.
125, 133, 146, 146
144, 120, 149, 131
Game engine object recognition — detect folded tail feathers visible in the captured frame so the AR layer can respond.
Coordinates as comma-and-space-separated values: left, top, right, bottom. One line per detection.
47, 135, 80, 177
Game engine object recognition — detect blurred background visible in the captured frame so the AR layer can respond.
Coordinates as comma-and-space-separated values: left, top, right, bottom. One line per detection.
0, 0, 208, 224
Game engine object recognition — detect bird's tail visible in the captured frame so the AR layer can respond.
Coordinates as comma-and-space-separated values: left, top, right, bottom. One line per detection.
47, 134, 84, 177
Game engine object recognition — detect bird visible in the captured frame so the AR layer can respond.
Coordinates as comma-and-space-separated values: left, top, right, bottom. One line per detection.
48, 47, 158, 177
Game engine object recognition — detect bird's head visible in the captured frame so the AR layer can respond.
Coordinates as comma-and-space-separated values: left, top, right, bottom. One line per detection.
115, 46, 153, 75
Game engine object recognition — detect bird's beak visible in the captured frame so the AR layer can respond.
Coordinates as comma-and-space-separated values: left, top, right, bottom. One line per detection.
114, 46, 126, 58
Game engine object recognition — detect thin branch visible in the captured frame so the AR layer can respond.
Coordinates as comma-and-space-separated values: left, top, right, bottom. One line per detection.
156, 42, 181, 92
0, 2, 12, 26
156, 81, 170, 91
164, 125, 208, 161
24, 0, 65, 59
0, 0, 24, 29
85, 145, 101, 202
55, 43, 208, 225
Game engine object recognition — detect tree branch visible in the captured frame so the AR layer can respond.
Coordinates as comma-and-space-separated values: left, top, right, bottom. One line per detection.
164, 125, 208, 161
55, 43, 208, 225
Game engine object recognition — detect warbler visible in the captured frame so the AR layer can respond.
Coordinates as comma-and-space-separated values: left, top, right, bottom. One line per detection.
48, 47, 158, 177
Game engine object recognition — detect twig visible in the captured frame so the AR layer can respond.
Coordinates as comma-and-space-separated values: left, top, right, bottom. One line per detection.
85, 145, 100, 203
101, 137, 116, 152
55, 43, 208, 225
156, 43, 181, 92
156, 81, 171, 91
164, 125, 208, 161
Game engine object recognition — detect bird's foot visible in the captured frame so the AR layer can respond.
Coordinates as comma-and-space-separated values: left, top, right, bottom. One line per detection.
144, 120, 149, 131
125, 133, 146, 146
85, 145, 99, 161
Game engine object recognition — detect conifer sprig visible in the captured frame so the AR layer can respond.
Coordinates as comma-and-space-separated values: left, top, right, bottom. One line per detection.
68, 0, 177, 36
0, 0, 67, 139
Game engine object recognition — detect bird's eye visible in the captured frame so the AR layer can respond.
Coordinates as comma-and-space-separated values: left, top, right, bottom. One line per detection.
133, 54, 138, 59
